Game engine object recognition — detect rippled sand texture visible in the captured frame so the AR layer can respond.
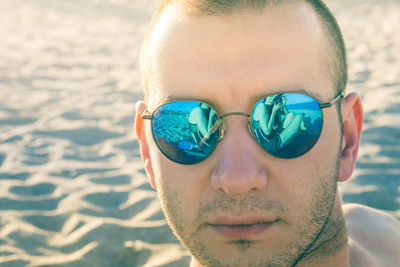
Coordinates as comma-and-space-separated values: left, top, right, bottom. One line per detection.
330, 1, 400, 220
0, 0, 399, 266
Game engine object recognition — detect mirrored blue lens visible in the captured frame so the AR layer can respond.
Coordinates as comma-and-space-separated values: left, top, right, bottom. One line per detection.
151, 101, 220, 164
251, 93, 323, 158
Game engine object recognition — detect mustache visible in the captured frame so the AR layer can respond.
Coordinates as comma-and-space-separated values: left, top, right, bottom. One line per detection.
196, 194, 288, 220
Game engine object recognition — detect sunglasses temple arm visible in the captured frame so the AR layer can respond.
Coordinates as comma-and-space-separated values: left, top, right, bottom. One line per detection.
319, 92, 344, 109
141, 109, 153, 120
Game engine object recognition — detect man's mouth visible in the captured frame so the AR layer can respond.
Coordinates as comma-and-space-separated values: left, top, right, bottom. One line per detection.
207, 216, 277, 239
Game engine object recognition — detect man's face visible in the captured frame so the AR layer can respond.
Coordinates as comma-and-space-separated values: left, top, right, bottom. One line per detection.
144, 3, 343, 266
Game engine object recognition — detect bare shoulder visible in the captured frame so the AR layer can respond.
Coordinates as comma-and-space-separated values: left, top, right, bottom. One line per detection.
343, 203, 400, 267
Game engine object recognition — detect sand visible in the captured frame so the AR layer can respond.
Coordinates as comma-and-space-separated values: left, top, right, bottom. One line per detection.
0, 0, 399, 266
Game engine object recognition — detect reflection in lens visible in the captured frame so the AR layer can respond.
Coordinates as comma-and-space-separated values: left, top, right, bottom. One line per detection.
251, 93, 323, 158
151, 101, 220, 164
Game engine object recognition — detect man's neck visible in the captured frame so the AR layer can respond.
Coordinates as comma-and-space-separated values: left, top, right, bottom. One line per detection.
190, 247, 349, 267
190, 244, 349, 267
296, 243, 350, 267
296, 198, 350, 267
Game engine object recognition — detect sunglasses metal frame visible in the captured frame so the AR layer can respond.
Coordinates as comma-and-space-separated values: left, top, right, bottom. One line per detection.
141, 91, 344, 163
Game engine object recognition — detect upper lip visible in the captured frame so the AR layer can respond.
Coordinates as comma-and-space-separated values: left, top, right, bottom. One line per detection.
208, 215, 277, 226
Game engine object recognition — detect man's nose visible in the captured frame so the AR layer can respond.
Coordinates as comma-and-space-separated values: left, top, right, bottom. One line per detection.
210, 117, 268, 196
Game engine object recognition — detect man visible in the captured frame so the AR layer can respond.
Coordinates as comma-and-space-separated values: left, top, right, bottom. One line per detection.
135, 0, 400, 266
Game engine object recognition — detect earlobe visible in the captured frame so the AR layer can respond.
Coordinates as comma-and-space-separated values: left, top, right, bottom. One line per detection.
135, 101, 157, 189
338, 92, 364, 182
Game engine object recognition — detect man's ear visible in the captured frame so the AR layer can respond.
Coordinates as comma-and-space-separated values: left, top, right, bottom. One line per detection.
338, 92, 364, 182
135, 101, 157, 189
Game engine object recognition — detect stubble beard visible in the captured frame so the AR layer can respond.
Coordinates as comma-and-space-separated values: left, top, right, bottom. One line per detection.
159, 153, 345, 267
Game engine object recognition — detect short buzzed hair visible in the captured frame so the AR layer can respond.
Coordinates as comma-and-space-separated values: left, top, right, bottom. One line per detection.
139, 0, 347, 101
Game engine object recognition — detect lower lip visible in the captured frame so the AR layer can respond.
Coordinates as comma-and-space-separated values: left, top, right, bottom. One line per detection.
210, 222, 276, 239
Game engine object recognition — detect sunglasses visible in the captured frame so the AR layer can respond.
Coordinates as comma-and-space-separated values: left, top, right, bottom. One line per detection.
142, 92, 343, 164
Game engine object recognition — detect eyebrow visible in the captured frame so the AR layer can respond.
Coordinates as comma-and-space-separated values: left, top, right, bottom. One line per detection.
249, 88, 326, 103
162, 94, 210, 103
157, 88, 326, 110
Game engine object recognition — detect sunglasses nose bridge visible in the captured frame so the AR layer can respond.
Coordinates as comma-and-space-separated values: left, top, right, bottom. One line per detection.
217, 112, 252, 143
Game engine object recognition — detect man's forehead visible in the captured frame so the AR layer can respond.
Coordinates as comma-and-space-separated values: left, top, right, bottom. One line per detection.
148, 2, 325, 57
146, 2, 334, 111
